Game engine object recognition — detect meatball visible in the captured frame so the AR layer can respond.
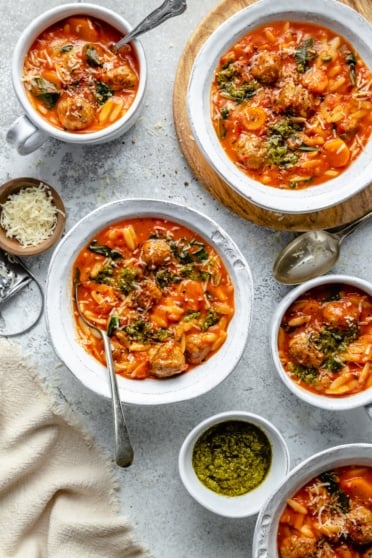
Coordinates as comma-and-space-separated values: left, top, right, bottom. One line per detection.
149, 341, 186, 378
279, 534, 318, 558
276, 80, 316, 117
141, 239, 172, 269
233, 132, 267, 169
57, 93, 95, 131
322, 300, 360, 329
288, 329, 325, 368
130, 279, 162, 309
185, 332, 215, 365
250, 51, 281, 85
346, 506, 372, 545
103, 65, 138, 91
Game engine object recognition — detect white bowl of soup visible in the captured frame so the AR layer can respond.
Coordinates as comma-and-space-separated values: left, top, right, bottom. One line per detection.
253, 443, 372, 558
187, 0, 372, 214
7, 3, 147, 155
270, 274, 372, 412
45, 199, 253, 405
178, 411, 290, 518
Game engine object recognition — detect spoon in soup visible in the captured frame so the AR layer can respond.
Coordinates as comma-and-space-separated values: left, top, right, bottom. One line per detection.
74, 281, 134, 468
114, 0, 187, 51
273, 210, 372, 285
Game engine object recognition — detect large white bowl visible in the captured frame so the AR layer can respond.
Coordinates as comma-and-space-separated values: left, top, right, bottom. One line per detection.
45, 199, 253, 405
187, 0, 372, 214
270, 274, 372, 411
253, 443, 372, 557
178, 411, 290, 518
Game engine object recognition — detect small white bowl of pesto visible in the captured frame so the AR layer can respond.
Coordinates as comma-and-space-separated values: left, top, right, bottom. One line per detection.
178, 411, 290, 518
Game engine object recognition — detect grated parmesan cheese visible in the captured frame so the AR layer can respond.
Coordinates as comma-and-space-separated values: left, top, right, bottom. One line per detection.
0, 182, 62, 247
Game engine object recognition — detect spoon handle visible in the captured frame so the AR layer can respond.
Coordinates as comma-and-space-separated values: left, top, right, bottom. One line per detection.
101, 331, 134, 468
115, 0, 187, 50
336, 209, 372, 243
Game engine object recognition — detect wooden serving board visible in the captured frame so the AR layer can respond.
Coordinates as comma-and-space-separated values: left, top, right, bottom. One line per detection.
173, 0, 372, 231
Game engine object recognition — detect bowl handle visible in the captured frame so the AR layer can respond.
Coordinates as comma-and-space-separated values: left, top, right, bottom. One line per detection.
365, 403, 372, 421
6, 115, 48, 155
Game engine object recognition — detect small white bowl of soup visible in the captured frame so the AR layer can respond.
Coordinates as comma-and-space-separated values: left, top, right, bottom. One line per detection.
178, 411, 290, 518
253, 443, 372, 558
187, 0, 372, 214
45, 199, 254, 406
7, 3, 147, 155
271, 274, 372, 413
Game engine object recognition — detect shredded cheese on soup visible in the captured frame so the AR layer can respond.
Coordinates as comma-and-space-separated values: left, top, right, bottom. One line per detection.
0, 183, 61, 246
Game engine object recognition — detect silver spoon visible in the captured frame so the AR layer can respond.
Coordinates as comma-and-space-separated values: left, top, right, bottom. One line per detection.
75, 282, 134, 468
114, 0, 187, 51
273, 210, 372, 285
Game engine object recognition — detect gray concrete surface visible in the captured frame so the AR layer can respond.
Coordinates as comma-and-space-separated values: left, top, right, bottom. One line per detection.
1, 1, 372, 557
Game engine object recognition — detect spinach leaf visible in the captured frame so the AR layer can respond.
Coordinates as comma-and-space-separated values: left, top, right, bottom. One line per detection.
30, 77, 60, 109
85, 44, 102, 67
295, 38, 317, 73
88, 241, 122, 260
319, 471, 350, 513
345, 52, 357, 86
219, 81, 258, 102
107, 315, 120, 337
60, 44, 73, 53
117, 267, 138, 295
288, 363, 319, 384
201, 309, 221, 331
95, 81, 113, 105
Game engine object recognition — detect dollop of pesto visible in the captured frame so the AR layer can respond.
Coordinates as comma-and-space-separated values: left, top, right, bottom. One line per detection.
192, 420, 272, 497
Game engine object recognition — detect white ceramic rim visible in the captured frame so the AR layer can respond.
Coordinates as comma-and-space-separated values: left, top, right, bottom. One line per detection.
12, 3, 147, 144
178, 411, 290, 518
270, 274, 372, 411
253, 443, 372, 558
45, 199, 253, 405
187, 0, 372, 214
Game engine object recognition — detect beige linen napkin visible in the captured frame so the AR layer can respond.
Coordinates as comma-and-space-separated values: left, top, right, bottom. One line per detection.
0, 338, 153, 558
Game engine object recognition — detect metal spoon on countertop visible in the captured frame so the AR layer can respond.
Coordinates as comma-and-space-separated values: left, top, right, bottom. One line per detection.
273, 210, 372, 285
114, 0, 187, 51
74, 281, 134, 468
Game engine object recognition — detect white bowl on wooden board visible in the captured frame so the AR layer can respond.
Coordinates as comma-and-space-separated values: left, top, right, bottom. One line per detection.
187, 0, 372, 214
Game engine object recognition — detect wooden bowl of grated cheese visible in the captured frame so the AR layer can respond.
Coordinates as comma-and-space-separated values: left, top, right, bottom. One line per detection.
0, 177, 66, 256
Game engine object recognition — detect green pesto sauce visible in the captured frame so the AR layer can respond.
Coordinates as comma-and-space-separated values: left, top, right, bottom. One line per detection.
192, 420, 272, 497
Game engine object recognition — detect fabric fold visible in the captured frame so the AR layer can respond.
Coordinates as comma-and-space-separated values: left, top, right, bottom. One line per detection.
0, 338, 152, 558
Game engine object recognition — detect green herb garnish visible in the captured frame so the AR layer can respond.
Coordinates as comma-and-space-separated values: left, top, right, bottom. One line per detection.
201, 308, 221, 331
30, 77, 60, 109
319, 471, 350, 513
88, 241, 122, 260
95, 81, 113, 105
295, 38, 317, 73
345, 52, 357, 86
108, 315, 120, 337
85, 44, 102, 67
117, 267, 138, 295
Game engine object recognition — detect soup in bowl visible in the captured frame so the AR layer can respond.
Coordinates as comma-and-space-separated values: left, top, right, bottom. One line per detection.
7, 3, 147, 154
46, 199, 253, 405
253, 443, 372, 558
270, 274, 372, 411
187, 0, 372, 214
